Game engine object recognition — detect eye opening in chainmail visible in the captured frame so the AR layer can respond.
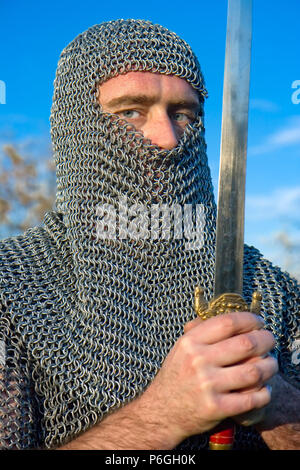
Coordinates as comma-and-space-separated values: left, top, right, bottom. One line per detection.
96, 104, 205, 163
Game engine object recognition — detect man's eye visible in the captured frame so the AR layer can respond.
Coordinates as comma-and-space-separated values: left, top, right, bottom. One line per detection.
173, 113, 190, 123
119, 110, 140, 119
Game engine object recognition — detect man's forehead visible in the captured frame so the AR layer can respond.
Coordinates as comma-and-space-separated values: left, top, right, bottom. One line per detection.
98, 71, 200, 106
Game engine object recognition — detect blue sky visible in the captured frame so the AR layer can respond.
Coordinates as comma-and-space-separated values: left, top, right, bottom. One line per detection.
0, 0, 299, 275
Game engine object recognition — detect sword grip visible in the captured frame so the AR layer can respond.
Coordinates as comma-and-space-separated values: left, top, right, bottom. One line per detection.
209, 421, 235, 450
194, 287, 262, 450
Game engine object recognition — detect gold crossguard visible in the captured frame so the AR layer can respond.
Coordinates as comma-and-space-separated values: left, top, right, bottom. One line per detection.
194, 287, 262, 320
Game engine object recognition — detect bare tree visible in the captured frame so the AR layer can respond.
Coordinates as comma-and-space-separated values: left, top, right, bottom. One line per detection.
0, 143, 56, 239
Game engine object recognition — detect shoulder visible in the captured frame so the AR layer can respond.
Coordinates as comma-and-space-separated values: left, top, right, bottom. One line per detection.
0, 211, 73, 322
243, 244, 299, 388
243, 243, 299, 299
0, 211, 71, 285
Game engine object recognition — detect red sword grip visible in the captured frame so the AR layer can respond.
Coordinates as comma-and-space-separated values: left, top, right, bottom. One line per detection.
209, 421, 235, 450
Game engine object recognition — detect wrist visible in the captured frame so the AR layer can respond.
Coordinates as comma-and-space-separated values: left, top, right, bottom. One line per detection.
124, 386, 185, 449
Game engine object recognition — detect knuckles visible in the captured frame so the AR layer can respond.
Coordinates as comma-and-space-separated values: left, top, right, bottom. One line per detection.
244, 362, 263, 385
237, 329, 276, 357
242, 392, 257, 413
177, 335, 207, 372
238, 333, 258, 356
177, 334, 196, 356
218, 313, 239, 336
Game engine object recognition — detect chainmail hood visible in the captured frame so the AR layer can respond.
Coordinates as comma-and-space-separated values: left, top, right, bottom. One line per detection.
51, 19, 209, 213
0, 19, 299, 450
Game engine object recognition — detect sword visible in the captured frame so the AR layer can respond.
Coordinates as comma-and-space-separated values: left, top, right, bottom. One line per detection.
194, 0, 262, 450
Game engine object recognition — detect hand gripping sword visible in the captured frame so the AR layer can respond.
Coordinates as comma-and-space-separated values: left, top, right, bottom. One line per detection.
194, 0, 262, 450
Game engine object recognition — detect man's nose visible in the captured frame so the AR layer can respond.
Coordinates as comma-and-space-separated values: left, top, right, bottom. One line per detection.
143, 114, 179, 150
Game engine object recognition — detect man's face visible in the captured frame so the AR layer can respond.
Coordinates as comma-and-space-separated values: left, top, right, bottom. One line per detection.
98, 71, 200, 150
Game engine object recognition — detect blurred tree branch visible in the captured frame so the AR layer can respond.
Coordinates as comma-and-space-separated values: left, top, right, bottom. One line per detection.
275, 228, 300, 281
0, 142, 56, 239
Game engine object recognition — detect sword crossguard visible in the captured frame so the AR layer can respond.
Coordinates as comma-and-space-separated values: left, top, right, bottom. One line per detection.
194, 287, 262, 320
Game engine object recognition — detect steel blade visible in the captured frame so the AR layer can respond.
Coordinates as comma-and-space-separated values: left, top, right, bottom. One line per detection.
214, 0, 253, 298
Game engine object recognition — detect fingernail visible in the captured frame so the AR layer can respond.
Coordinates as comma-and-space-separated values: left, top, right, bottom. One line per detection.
266, 384, 272, 396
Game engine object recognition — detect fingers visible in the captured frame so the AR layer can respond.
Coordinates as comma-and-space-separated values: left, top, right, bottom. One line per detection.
183, 312, 275, 368
186, 311, 265, 345
216, 385, 273, 419
213, 355, 278, 393
206, 328, 276, 367
165, 311, 276, 435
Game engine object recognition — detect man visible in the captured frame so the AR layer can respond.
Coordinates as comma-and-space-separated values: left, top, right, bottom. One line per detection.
0, 19, 299, 450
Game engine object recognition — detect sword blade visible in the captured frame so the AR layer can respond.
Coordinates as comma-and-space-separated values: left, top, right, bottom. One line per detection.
214, 0, 253, 298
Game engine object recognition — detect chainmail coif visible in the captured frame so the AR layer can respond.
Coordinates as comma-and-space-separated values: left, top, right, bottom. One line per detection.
0, 19, 299, 450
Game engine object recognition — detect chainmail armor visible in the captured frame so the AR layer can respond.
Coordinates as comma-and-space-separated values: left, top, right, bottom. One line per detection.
0, 19, 299, 450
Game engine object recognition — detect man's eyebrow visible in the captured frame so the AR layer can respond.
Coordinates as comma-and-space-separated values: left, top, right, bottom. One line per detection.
103, 95, 157, 109
103, 94, 200, 111
168, 99, 200, 112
